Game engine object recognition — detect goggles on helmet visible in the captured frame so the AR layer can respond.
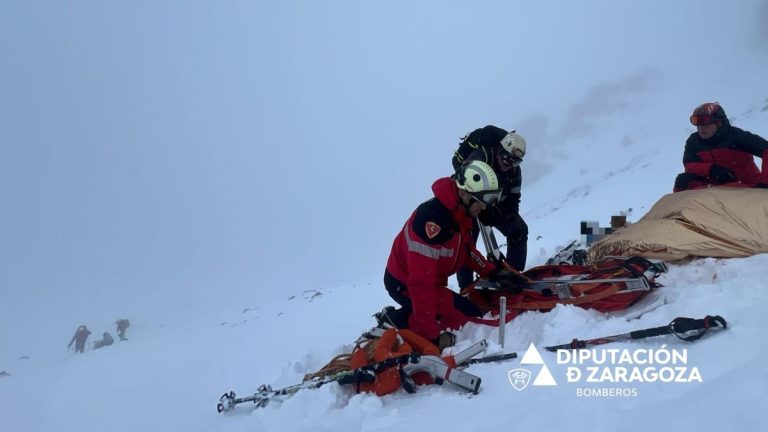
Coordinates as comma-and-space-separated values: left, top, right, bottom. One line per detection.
500, 149, 523, 166
469, 189, 501, 206
690, 114, 719, 126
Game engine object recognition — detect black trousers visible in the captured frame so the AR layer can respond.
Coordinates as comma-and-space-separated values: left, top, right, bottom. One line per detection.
456, 214, 528, 289
383, 271, 483, 329
674, 172, 707, 192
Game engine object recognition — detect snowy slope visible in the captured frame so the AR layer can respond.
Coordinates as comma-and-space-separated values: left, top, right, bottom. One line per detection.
2, 97, 767, 431
3, 249, 766, 432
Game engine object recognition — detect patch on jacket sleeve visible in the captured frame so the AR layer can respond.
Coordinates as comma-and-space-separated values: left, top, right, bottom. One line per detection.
425, 221, 441, 239
413, 198, 455, 245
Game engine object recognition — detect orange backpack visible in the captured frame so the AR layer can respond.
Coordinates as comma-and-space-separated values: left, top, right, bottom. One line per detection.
348, 328, 448, 396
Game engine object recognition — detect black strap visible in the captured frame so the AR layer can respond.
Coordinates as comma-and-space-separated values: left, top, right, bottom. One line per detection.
400, 370, 418, 393
618, 256, 651, 278
337, 369, 376, 389
337, 352, 420, 388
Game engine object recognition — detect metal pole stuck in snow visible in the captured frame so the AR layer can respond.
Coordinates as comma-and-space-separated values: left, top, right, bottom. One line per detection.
499, 296, 507, 348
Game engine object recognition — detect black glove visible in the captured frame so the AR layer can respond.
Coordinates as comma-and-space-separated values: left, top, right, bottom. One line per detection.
709, 164, 736, 183
755, 183, 768, 189
488, 265, 529, 293
433, 332, 456, 352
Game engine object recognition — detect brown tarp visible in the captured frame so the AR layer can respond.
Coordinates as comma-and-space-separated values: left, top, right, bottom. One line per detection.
589, 188, 768, 262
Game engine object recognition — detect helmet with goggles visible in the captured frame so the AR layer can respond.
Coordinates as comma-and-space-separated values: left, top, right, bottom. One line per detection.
456, 160, 500, 205
690, 102, 727, 126
500, 131, 526, 165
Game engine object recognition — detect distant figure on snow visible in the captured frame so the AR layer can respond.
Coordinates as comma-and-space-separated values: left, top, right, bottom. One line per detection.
115, 319, 130, 341
93, 332, 114, 350
68, 325, 91, 353
674, 102, 768, 192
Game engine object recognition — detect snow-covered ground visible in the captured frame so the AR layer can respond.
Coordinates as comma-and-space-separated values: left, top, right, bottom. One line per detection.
3, 250, 768, 431
3, 96, 767, 430
2, 2, 768, 431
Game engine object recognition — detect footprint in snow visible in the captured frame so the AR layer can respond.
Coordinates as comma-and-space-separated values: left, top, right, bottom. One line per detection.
302, 290, 323, 302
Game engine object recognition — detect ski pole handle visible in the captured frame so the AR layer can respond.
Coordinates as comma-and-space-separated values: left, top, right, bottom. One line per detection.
670, 315, 727, 341
628, 325, 671, 340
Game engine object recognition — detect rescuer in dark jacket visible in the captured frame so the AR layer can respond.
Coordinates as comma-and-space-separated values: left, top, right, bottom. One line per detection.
674, 102, 768, 192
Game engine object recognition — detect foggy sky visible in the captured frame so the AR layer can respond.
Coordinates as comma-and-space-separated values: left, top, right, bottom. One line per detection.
1, 0, 765, 321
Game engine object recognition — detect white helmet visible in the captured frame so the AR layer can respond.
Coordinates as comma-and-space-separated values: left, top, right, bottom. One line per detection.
456, 160, 500, 205
500, 131, 526, 161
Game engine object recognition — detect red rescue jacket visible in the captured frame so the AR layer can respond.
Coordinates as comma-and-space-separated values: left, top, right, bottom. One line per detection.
386, 177, 495, 339
683, 125, 768, 187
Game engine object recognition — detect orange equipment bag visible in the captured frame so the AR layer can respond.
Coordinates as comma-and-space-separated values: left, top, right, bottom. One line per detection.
465, 256, 667, 324
348, 328, 450, 396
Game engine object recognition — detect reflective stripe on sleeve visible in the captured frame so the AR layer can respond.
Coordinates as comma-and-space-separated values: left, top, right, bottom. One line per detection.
404, 226, 454, 259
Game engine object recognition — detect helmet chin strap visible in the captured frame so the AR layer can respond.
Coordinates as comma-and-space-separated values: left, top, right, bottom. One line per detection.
461, 200, 474, 217
456, 188, 474, 216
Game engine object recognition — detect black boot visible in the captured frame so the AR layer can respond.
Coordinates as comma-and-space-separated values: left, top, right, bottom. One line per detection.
374, 306, 408, 329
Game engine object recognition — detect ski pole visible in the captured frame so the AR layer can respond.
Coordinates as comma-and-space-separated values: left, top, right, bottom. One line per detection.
498, 296, 507, 348
462, 352, 518, 365
217, 352, 421, 413
478, 220, 504, 264
544, 315, 727, 351
460, 315, 727, 366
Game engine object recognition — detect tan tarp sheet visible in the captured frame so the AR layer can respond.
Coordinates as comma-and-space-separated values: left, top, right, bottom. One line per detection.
589, 188, 768, 262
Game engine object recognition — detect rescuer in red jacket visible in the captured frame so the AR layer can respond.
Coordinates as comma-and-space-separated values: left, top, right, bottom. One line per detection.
381, 161, 523, 347
674, 102, 768, 192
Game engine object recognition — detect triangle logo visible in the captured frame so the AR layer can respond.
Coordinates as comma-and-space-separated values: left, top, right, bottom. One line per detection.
509, 343, 557, 389
532, 364, 557, 386
520, 342, 545, 365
